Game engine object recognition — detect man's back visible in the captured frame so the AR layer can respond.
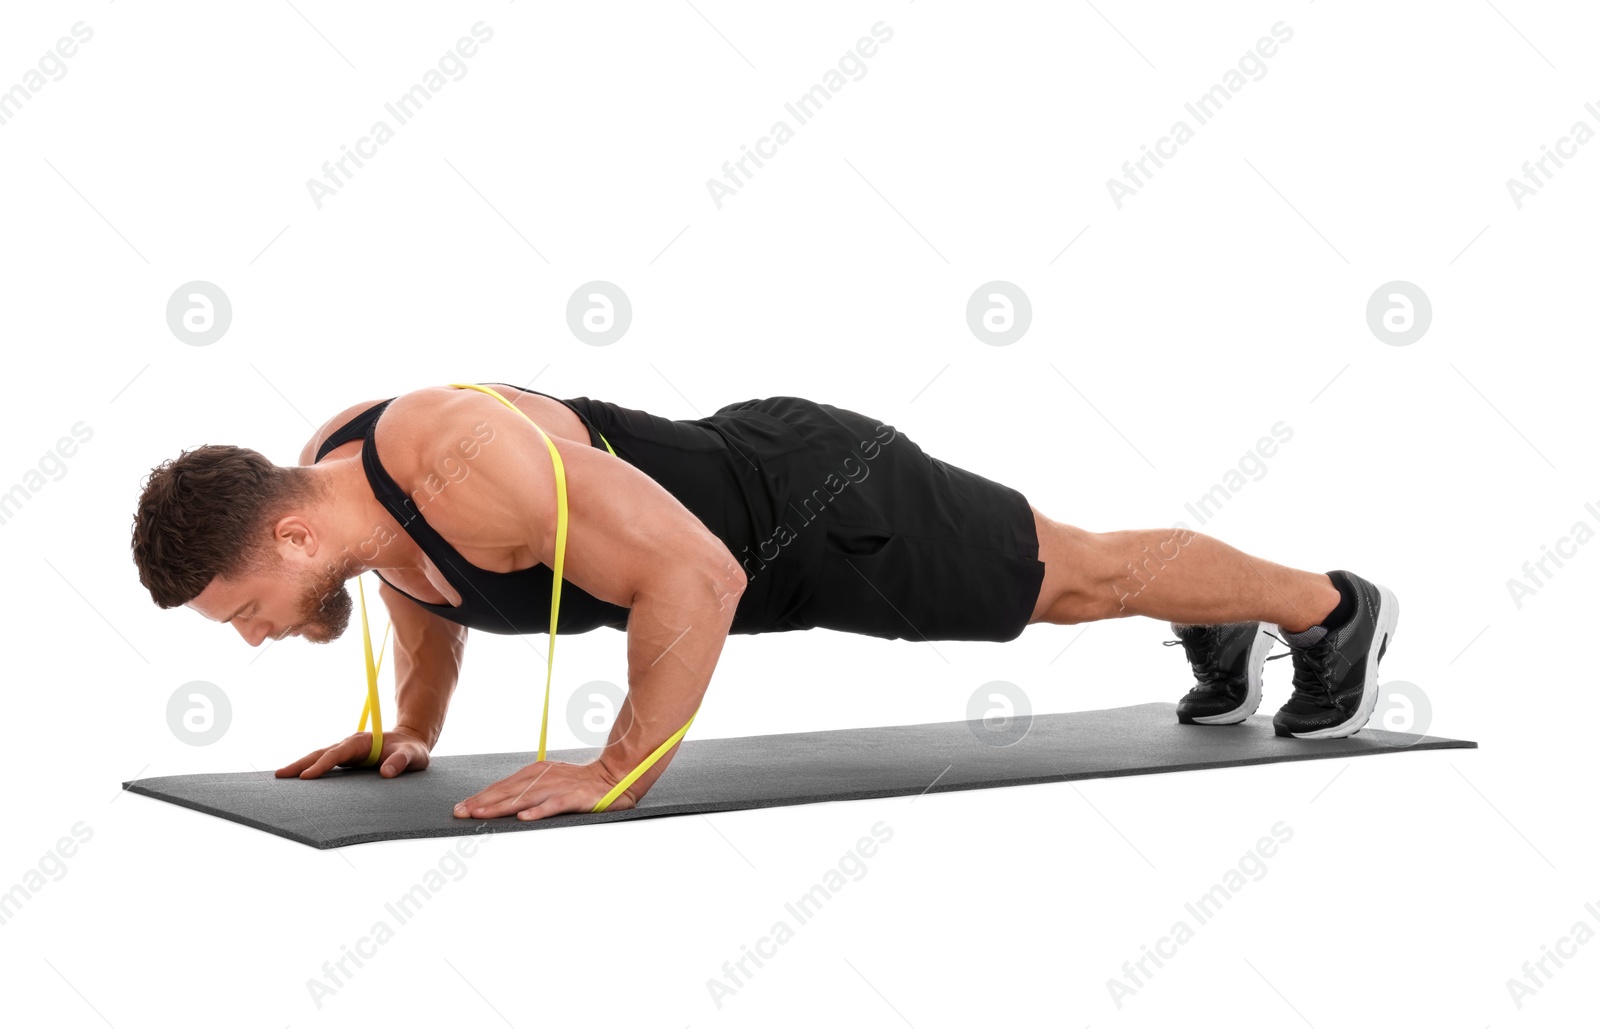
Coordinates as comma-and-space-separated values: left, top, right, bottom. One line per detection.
305, 384, 832, 636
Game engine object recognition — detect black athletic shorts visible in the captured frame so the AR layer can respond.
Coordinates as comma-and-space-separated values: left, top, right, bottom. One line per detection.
565, 394, 1046, 643
765, 398, 1044, 643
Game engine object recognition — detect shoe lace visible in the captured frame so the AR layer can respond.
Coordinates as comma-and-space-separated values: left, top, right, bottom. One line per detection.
1265, 630, 1338, 706
1163, 630, 1230, 690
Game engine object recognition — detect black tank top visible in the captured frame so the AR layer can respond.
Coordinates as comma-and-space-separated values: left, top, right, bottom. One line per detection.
314, 384, 829, 636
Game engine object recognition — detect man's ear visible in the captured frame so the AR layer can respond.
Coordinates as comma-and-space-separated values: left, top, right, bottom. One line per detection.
272, 514, 319, 558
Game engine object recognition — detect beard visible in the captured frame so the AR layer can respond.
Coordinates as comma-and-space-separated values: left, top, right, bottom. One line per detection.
294, 560, 353, 643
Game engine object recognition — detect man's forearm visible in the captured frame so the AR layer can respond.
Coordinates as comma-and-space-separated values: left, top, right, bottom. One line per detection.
598, 565, 743, 800
390, 615, 467, 751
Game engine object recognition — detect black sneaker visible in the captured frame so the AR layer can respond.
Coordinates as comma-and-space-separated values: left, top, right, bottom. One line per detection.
1272, 571, 1399, 739
1166, 621, 1277, 725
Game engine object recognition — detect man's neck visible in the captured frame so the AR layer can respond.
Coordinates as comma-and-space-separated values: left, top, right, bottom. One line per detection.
308, 458, 427, 580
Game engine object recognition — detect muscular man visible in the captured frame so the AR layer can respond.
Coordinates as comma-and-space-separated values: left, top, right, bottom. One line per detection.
129, 383, 1397, 821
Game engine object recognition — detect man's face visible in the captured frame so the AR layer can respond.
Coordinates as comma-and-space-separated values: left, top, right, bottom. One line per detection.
189, 550, 353, 646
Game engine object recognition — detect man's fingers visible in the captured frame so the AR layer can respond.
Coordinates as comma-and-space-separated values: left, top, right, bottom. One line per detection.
275, 748, 327, 778
380, 750, 411, 778
459, 788, 551, 820
300, 736, 367, 779
454, 783, 537, 819
454, 774, 534, 817
276, 739, 358, 778
452, 763, 599, 820
515, 797, 574, 822
455, 764, 552, 815
279, 734, 425, 782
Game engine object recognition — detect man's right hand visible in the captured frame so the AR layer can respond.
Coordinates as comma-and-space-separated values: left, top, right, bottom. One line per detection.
275, 726, 432, 780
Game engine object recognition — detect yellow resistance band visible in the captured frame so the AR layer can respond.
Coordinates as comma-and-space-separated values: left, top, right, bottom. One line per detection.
355, 575, 392, 767
354, 382, 697, 814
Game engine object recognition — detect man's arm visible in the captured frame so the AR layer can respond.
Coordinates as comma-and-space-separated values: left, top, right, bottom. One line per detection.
390, 388, 747, 818
383, 578, 468, 753
277, 580, 467, 779
593, 542, 744, 806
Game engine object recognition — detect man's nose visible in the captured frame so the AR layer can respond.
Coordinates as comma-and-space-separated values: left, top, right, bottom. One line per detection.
236, 619, 270, 647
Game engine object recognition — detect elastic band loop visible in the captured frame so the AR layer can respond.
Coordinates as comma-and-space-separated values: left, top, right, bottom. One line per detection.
356, 621, 391, 733
355, 576, 392, 767
591, 707, 697, 812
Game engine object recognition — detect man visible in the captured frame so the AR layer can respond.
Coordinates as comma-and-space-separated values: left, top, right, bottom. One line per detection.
130, 382, 1397, 822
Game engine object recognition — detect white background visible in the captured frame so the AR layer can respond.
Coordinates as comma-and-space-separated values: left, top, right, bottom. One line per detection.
0, 1, 1594, 1026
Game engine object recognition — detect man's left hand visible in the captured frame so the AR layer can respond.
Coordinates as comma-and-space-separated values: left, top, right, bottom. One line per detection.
453, 760, 627, 821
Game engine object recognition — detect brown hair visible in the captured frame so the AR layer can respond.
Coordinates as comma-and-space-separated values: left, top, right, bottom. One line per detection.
131, 445, 321, 608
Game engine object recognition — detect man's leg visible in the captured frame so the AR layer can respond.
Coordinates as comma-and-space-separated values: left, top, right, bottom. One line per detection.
1025, 509, 1339, 632
1023, 507, 1399, 740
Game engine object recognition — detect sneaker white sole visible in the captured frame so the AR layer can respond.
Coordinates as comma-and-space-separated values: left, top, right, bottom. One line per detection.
1287, 583, 1398, 740
1190, 623, 1276, 725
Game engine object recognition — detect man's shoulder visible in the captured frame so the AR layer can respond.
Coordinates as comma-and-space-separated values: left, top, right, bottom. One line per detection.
376, 387, 553, 553
297, 395, 391, 466
298, 386, 467, 467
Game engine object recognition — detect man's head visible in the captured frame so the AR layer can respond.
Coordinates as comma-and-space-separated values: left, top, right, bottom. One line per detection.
131, 445, 352, 645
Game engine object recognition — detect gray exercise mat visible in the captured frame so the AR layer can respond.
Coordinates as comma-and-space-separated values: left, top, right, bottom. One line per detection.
122, 702, 1476, 849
